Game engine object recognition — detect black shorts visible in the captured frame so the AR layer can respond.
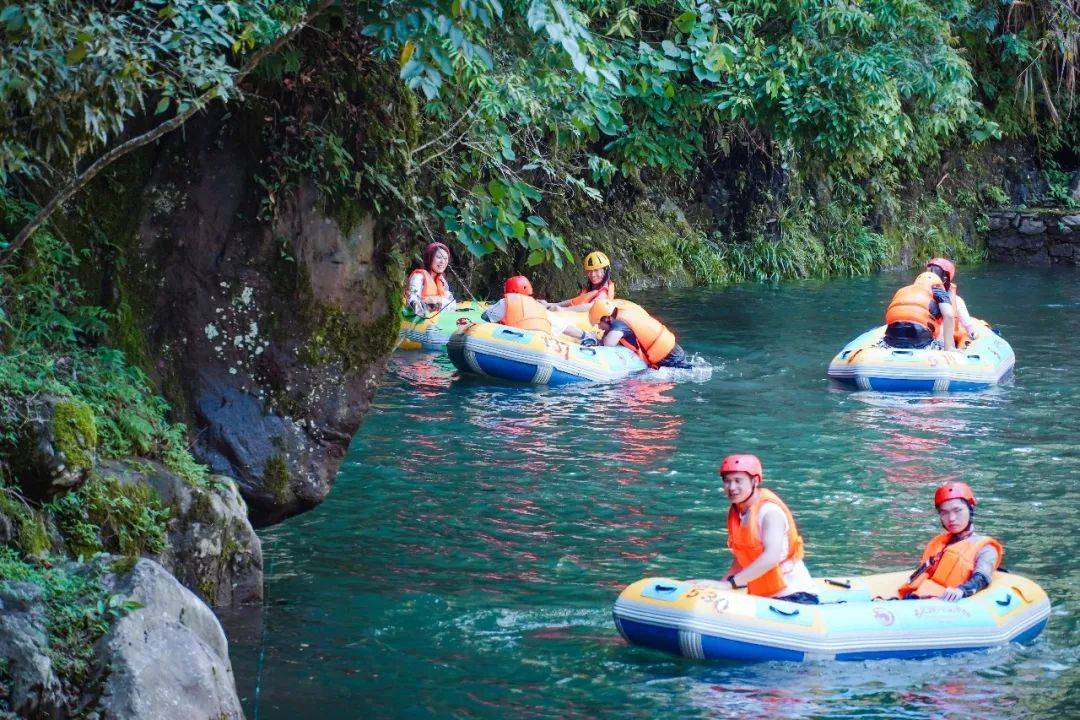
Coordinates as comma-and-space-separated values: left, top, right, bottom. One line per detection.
883, 322, 934, 349
657, 343, 692, 369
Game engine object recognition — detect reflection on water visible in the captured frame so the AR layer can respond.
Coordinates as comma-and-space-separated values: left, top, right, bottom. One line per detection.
225, 267, 1080, 719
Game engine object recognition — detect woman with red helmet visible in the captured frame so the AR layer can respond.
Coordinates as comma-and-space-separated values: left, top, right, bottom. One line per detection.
405, 242, 455, 316
720, 454, 816, 602
482, 275, 593, 343
898, 482, 1002, 601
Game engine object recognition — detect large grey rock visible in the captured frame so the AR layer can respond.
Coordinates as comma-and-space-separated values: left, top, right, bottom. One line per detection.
8, 395, 97, 501
116, 110, 399, 527
96, 459, 263, 607
94, 559, 244, 720
0, 582, 65, 717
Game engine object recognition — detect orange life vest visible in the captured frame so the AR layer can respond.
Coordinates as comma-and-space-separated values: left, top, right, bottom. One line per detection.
884, 272, 945, 334
613, 306, 677, 368
568, 280, 615, 307
405, 268, 449, 302
727, 488, 806, 597
898, 532, 1003, 599
501, 293, 551, 333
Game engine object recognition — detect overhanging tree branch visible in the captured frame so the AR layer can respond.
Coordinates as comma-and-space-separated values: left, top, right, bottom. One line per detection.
1, 0, 335, 264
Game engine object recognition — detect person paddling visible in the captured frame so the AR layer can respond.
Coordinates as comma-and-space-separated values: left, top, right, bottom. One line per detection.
898, 482, 1002, 601
720, 454, 817, 603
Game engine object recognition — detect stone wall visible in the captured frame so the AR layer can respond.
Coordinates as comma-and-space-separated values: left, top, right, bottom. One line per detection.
986, 209, 1080, 265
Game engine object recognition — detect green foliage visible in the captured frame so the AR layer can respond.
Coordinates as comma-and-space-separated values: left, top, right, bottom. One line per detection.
0, 485, 50, 556
0, 0, 309, 185
0, 192, 209, 485
0, 547, 141, 701
47, 475, 170, 559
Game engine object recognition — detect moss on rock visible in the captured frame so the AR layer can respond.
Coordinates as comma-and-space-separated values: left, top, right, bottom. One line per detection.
51, 400, 97, 473
0, 490, 51, 557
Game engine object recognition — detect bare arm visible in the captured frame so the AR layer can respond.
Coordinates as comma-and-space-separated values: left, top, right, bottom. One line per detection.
601, 329, 624, 347
940, 302, 956, 351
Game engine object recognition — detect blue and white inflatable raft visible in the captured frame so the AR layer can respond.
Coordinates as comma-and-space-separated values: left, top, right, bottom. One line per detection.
447, 321, 648, 385
827, 319, 1014, 392
613, 571, 1049, 662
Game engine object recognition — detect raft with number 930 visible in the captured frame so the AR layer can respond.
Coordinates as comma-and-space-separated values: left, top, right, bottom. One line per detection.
613, 571, 1049, 662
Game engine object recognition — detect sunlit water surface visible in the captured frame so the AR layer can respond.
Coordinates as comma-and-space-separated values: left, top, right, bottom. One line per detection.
223, 266, 1080, 719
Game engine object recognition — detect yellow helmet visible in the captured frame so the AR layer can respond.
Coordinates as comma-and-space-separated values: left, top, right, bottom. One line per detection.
582, 251, 610, 271
589, 298, 617, 326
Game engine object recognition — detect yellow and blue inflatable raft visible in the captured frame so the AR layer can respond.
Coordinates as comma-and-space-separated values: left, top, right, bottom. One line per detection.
614, 572, 1049, 662
447, 322, 648, 385
827, 320, 1015, 392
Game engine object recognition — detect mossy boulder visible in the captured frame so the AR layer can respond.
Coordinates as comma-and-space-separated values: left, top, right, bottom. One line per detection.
9, 395, 97, 501
96, 460, 262, 607
105, 110, 401, 527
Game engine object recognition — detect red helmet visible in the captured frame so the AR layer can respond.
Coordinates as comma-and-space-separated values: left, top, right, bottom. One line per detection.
925, 258, 956, 284
503, 275, 533, 296
934, 481, 976, 508
719, 454, 763, 480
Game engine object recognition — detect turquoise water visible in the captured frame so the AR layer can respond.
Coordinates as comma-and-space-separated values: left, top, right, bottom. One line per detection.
224, 266, 1080, 719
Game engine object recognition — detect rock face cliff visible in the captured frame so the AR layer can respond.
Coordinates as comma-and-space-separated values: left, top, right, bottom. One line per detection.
112, 112, 403, 527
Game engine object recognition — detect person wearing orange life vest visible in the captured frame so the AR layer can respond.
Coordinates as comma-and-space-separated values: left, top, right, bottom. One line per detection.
482, 276, 592, 343
545, 251, 615, 313
588, 299, 691, 369
404, 242, 455, 316
720, 454, 817, 603
898, 482, 1002, 602
883, 260, 957, 351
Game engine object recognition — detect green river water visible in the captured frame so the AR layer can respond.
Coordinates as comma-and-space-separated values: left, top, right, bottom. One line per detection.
223, 266, 1080, 719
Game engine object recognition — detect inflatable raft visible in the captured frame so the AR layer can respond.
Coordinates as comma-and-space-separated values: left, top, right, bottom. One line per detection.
613, 572, 1049, 662
827, 320, 1015, 391
398, 301, 491, 351
447, 322, 648, 384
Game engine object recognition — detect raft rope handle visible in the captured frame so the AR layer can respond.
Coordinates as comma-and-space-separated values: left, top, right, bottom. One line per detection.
653, 584, 678, 593
824, 578, 852, 589
996, 594, 1013, 608
768, 605, 800, 617
579, 347, 597, 356
1010, 585, 1033, 604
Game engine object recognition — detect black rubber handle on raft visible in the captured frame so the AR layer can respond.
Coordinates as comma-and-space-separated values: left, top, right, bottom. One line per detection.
996, 595, 1012, 607
499, 329, 526, 338
768, 605, 800, 617
824, 578, 852, 589
653, 584, 677, 593
579, 347, 597, 356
